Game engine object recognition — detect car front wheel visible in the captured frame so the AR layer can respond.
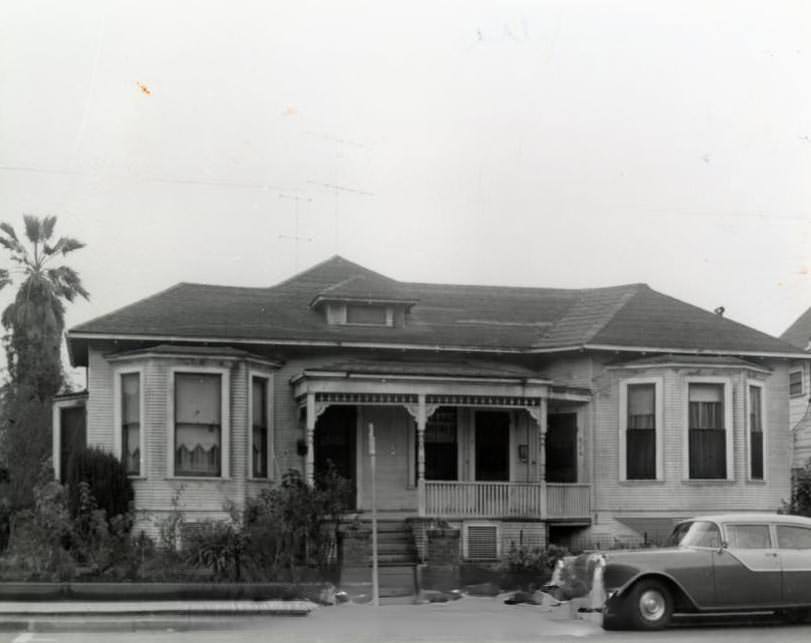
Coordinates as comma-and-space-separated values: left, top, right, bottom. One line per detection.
626, 579, 673, 630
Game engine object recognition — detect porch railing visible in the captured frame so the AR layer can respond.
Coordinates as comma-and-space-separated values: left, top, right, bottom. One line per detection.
545, 483, 591, 519
422, 481, 591, 520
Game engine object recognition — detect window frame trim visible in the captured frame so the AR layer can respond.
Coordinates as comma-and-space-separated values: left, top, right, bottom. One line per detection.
683, 376, 734, 481
618, 377, 664, 482
247, 370, 274, 481
746, 379, 766, 482
113, 366, 146, 479
167, 366, 231, 479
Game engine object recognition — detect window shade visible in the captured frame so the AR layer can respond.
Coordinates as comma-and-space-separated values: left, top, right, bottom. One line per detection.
175, 373, 221, 424
689, 383, 723, 403
121, 373, 140, 424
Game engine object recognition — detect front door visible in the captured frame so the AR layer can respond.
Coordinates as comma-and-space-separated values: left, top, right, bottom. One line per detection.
475, 411, 510, 481
546, 413, 577, 483
314, 405, 357, 509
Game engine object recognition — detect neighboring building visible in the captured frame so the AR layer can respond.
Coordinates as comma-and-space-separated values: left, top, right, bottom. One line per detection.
781, 308, 811, 471
56, 256, 809, 558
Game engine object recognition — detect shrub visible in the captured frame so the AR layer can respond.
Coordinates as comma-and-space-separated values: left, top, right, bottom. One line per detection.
500, 543, 569, 577
781, 460, 811, 517
241, 467, 350, 581
3, 460, 75, 580
182, 520, 243, 581
65, 446, 133, 525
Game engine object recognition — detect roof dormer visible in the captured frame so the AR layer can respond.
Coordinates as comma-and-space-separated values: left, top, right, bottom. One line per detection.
310, 274, 418, 327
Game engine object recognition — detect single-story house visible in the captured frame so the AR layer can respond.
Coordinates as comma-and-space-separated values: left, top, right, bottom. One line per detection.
54, 256, 810, 560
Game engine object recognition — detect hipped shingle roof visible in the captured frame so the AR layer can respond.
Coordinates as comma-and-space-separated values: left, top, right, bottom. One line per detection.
69, 255, 802, 363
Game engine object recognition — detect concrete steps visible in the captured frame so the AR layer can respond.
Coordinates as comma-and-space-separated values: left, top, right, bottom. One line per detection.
340, 519, 417, 596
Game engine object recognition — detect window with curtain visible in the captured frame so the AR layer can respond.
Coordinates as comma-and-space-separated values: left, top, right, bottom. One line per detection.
121, 372, 141, 476
175, 373, 222, 477
627, 383, 656, 479
252, 376, 268, 478
749, 385, 763, 480
688, 383, 726, 479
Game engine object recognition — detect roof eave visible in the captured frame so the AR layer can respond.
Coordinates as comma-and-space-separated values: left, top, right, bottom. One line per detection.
578, 343, 811, 360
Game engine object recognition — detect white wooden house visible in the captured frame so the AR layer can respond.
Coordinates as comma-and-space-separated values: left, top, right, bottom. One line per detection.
55, 256, 809, 558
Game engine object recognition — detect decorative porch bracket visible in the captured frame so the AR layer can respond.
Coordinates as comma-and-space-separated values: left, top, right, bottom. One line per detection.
403, 396, 440, 516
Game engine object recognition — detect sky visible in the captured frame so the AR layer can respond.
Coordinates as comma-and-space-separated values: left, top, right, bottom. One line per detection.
0, 0, 810, 380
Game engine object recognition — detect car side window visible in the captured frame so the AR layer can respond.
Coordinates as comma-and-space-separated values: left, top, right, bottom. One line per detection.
725, 524, 772, 549
692, 522, 721, 548
776, 525, 811, 549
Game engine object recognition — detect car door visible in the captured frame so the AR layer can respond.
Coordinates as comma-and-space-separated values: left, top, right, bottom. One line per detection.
776, 524, 811, 606
711, 523, 782, 608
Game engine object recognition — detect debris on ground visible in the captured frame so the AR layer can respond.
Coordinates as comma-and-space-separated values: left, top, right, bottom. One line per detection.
463, 582, 501, 597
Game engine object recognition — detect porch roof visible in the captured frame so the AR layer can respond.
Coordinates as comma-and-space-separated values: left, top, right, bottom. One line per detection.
293, 358, 547, 382
290, 358, 591, 404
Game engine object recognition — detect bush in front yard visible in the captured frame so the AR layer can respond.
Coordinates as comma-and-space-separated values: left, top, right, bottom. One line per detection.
497, 543, 570, 589
782, 459, 811, 517
65, 446, 133, 526
182, 519, 244, 581
241, 467, 350, 581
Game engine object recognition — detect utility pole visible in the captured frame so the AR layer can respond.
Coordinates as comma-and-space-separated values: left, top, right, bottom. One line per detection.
368, 422, 379, 607
278, 193, 312, 271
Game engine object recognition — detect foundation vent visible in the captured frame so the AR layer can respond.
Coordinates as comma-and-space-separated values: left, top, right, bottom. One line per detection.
465, 524, 499, 561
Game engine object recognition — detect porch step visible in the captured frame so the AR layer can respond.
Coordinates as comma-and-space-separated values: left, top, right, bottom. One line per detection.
342, 519, 419, 569
341, 565, 416, 597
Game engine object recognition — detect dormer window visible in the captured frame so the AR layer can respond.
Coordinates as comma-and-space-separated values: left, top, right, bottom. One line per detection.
347, 304, 391, 326
325, 303, 394, 326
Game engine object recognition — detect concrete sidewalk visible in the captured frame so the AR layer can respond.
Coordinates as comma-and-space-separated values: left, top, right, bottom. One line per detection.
0, 600, 315, 632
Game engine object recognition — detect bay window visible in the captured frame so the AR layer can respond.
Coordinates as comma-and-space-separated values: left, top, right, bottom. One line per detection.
173, 371, 226, 477
251, 375, 269, 478
748, 383, 764, 480
121, 372, 141, 476
619, 378, 662, 481
688, 382, 729, 479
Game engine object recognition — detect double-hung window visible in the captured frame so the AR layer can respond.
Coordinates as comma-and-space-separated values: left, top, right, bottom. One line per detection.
121, 372, 141, 476
251, 375, 270, 479
748, 383, 764, 480
619, 378, 662, 481
687, 381, 731, 479
173, 371, 227, 478
114, 369, 143, 477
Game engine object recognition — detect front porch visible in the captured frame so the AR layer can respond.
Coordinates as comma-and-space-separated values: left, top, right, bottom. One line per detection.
291, 361, 594, 523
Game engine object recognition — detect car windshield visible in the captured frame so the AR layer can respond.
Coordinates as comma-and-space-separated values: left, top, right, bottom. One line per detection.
667, 521, 721, 548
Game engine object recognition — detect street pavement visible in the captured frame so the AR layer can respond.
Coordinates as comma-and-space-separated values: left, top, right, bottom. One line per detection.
1, 596, 810, 643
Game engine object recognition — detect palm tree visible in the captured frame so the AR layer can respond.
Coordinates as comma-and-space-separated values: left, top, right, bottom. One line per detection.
0, 215, 89, 400
0, 215, 88, 510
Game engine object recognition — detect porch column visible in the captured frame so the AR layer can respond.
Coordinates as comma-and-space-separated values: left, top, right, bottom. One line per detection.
417, 394, 427, 516
537, 398, 547, 483
305, 393, 316, 486
529, 398, 548, 519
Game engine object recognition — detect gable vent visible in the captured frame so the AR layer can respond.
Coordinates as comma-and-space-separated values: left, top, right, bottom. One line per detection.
466, 525, 499, 561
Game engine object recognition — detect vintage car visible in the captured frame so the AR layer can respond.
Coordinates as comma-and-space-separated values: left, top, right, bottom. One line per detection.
591, 513, 811, 630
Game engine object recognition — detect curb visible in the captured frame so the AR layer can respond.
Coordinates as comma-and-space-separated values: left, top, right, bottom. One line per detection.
0, 614, 308, 633
0, 600, 315, 632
